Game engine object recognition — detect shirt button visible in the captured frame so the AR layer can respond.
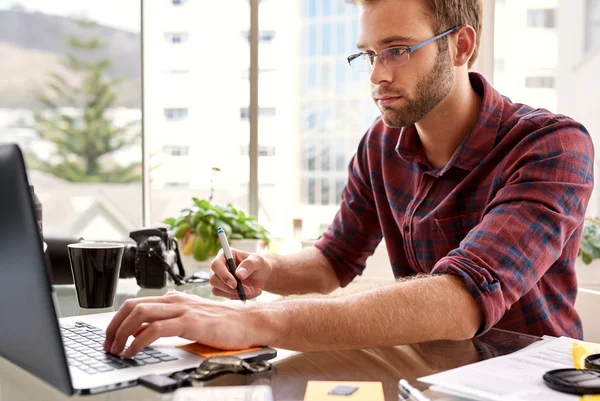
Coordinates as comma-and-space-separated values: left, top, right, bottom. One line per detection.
403, 225, 410, 233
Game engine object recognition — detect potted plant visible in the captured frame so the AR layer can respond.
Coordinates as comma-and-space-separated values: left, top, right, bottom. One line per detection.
164, 198, 271, 266
576, 218, 600, 288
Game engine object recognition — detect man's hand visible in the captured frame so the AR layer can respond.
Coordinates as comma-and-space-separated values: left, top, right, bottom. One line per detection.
102, 291, 270, 359
210, 248, 273, 299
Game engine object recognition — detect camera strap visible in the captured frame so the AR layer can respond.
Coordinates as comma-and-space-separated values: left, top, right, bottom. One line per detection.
148, 248, 185, 286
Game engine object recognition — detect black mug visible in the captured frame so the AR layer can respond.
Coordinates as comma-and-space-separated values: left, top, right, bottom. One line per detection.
67, 243, 125, 308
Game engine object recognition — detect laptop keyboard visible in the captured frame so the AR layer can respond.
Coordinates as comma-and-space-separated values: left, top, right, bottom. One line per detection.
61, 321, 178, 375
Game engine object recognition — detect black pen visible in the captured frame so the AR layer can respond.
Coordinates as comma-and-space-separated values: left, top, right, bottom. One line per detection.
217, 227, 246, 303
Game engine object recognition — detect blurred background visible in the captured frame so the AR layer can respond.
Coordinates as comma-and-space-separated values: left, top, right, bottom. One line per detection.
0, 0, 598, 247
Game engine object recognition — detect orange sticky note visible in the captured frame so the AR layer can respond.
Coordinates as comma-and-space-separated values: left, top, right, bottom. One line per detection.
303, 381, 384, 401
177, 342, 262, 358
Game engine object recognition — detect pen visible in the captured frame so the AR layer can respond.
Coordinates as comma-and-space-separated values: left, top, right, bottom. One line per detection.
398, 379, 432, 401
217, 227, 246, 303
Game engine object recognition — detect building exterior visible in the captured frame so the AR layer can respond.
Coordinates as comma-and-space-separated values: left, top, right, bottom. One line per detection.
142, 0, 297, 238
494, 0, 559, 113
557, 0, 600, 216
296, 0, 380, 239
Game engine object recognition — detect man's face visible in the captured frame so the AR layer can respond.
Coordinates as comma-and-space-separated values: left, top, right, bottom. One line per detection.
357, 0, 455, 128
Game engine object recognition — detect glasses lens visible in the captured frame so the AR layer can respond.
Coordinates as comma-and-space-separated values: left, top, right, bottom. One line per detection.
349, 54, 370, 72
382, 48, 410, 66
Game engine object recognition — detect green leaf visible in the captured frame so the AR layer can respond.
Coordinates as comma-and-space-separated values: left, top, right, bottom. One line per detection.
230, 233, 244, 240
203, 209, 219, 218
581, 252, 593, 265
163, 217, 176, 227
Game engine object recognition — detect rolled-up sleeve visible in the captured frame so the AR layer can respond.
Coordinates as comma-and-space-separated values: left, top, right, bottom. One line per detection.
315, 133, 383, 287
432, 119, 594, 335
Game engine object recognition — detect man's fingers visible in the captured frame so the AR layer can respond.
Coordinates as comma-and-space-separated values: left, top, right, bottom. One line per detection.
210, 250, 237, 289
121, 318, 183, 359
104, 295, 184, 350
236, 255, 261, 280
212, 285, 262, 299
212, 287, 241, 299
109, 303, 185, 356
209, 270, 238, 295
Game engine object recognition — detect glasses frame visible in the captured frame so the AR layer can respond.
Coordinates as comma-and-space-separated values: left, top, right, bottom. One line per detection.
347, 26, 461, 72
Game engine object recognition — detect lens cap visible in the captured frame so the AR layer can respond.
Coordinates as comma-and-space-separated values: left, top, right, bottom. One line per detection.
586, 354, 600, 370
543, 369, 600, 395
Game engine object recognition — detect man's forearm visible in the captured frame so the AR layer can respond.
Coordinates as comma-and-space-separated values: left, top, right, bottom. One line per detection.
263, 247, 340, 295
254, 275, 483, 351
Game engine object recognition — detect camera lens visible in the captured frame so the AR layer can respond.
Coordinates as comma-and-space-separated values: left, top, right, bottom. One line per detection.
119, 244, 137, 279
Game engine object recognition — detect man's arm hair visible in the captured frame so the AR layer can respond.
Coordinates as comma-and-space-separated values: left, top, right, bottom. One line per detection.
263, 247, 341, 295
254, 274, 482, 351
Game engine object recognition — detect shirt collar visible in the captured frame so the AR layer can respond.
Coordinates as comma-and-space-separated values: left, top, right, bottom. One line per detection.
395, 72, 504, 174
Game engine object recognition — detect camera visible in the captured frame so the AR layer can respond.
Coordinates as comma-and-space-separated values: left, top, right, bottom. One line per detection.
121, 227, 186, 289
45, 226, 186, 289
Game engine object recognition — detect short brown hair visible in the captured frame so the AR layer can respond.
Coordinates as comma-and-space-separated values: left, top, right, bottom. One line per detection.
346, 0, 482, 68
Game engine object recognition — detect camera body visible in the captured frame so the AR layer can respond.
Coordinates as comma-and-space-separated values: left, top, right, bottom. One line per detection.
122, 227, 184, 289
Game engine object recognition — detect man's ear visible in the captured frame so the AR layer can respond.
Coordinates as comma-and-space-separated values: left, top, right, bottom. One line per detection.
452, 26, 477, 68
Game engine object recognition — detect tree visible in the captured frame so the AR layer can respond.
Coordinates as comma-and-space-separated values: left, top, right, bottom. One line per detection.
30, 19, 140, 183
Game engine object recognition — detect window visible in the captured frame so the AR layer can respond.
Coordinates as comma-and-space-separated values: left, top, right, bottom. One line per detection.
525, 76, 555, 89
321, 178, 330, 205
240, 68, 275, 80
164, 108, 188, 121
165, 32, 188, 44
163, 146, 189, 156
587, 0, 600, 52
526, 9, 556, 28
240, 107, 276, 120
242, 30, 276, 43
164, 182, 189, 188
308, 178, 316, 205
240, 145, 276, 157
2, 1, 142, 241
335, 179, 345, 204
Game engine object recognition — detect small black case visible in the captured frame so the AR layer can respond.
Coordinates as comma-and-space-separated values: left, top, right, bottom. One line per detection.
138, 374, 182, 393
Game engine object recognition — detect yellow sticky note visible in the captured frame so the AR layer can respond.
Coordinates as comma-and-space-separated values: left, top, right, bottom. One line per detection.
303, 381, 384, 401
177, 342, 262, 358
572, 341, 600, 401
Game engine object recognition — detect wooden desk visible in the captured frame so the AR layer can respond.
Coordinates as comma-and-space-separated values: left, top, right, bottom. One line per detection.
0, 278, 541, 400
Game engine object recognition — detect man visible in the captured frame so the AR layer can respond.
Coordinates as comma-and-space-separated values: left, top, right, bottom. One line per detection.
104, 0, 594, 359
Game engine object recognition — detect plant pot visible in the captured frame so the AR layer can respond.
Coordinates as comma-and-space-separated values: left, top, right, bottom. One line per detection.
178, 238, 266, 273
231, 238, 265, 254
575, 258, 600, 289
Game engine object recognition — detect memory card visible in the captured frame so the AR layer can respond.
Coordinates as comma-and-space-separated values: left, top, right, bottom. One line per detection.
328, 385, 359, 396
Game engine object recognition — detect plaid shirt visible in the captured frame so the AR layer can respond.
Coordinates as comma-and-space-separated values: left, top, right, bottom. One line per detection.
315, 73, 594, 339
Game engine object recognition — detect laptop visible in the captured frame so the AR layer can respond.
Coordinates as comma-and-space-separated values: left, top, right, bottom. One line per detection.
0, 144, 276, 395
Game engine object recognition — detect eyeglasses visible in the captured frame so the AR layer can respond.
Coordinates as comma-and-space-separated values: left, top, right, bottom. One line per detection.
347, 26, 460, 73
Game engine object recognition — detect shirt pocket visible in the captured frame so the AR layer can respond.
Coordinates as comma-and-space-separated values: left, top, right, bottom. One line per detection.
432, 212, 482, 259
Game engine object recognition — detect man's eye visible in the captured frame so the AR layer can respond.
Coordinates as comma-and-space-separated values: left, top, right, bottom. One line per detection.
389, 48, 403, 57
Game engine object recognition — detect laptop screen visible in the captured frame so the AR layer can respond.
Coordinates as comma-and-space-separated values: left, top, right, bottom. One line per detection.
0, 144, 74, 395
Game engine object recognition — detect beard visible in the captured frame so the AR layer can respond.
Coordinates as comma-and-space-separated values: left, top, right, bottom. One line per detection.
373, 47, 455, 128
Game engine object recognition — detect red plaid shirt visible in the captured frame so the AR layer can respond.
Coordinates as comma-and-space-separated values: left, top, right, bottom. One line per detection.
315, 73, 594, 339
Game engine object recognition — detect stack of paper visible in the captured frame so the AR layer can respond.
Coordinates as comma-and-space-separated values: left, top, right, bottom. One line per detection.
419, 336, 599, 401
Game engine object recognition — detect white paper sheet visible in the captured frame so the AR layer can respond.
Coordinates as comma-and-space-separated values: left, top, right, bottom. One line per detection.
419, 336, 581, 401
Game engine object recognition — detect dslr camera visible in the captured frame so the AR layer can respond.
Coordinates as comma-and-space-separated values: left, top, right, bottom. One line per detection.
120, 227, 186, 289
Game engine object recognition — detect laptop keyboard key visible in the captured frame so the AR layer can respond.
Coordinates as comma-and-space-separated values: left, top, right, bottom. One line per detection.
144, 357, 162, 364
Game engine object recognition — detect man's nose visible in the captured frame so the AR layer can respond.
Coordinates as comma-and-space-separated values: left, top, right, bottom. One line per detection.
369, 56, 393, 86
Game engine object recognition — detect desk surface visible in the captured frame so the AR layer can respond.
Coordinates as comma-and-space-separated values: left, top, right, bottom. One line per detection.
0, 278, 541, 401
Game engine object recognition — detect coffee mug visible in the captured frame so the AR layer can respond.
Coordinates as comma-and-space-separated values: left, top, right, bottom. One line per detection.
67, 243, 125, 309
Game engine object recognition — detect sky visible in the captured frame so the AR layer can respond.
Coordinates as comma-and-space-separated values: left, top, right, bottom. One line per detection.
0, 0, 140, 32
